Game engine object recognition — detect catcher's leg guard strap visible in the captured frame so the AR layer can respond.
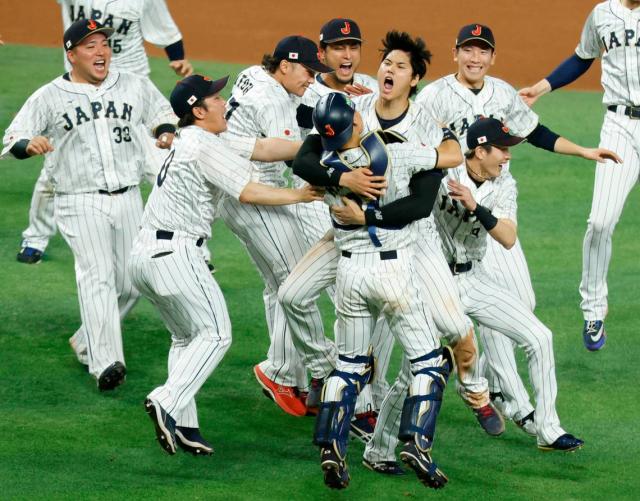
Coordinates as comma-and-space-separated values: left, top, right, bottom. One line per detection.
399, 347, 454, 452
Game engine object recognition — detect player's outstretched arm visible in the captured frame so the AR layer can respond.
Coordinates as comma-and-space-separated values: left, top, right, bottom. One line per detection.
435, 131, 463, 169
448, 179, 516, 249
552, 137, 622, 163
252, 138, 302, 162
239, 182, 323, 206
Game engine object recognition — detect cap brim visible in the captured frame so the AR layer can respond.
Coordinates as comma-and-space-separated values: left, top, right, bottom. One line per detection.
320, 125, 353, 151
322, 36, 363, 44
204, 75, 229, 97
456, 37, 495, 49
70, 27, 115, 49
300, 59, 334, 74
490, 135, 525, 147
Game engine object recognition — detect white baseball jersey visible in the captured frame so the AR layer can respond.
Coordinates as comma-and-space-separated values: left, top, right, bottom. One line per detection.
224, 65, 301, 188
434, 166, 518, 263
1, 71, 176, 193
142, 128, 255, 239
576, 1, 640, 106
416, 75, 539, 151
326, 142, 438, 253
59, 0, 182, 76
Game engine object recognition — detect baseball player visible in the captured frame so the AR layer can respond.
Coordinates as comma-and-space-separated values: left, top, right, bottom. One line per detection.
2, 19, 177, 390
130, 74, 321, 456
415, 23, 621, 432
519, 0, 640, 351
219, 36, 332, 417
18, 0, 192, 266
363, 118, 585, 466
306, 92, 455, 490
288, 31, 500, 475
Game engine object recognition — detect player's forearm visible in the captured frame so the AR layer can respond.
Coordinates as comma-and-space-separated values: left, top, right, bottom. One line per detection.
552, 136, 592, 158
488, 219, 517, 249
6, 139, 31, 159
252, 138, 302, 163
239, 182, 306, 206
435, 135, 463, 169
545, 53, 594, 91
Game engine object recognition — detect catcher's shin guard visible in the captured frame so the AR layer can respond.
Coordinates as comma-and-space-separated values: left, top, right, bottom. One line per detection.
398, 346, 454, 452
313, 354, 374, 457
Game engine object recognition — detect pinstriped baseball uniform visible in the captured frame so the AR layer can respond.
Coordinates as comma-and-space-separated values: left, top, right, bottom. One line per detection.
219, 65, 317, 388
2, 70, 176, 378
416, 75, 541, 421
294, 73, 378, 248
129, 127, 255, 428
21, 0, 183, 255
575, 0, 640, 322
364, 165, 568, 462
280, 95, 483, 415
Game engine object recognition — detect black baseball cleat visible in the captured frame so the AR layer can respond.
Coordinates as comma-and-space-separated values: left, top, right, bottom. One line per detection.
514, 411, 537, 437
175, 426, 214, 456
320, 446, 350, 489
538, 433, 584, 452
472, 402, 505, 436
97, 361, 126, 391
144, 398, 177, 455
399, 442, 448, 489
16, 246, 43, 264
362, 458, 405, 476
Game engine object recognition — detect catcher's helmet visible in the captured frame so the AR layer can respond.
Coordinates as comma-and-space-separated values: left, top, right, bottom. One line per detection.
312, 92, 356, 151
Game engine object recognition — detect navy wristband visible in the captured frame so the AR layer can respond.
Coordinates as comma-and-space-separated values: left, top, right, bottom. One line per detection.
164, 40, 185, 61
154, 124, 176, 138
472, 204, 498, 231
10, 139, 31, 159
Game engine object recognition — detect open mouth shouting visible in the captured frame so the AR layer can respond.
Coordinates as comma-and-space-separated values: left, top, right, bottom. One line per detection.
383, 75, 394, 93
94, 58, 106, 72
337, 62, 353, 78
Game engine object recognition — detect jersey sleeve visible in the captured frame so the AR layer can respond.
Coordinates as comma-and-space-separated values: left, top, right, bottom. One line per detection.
386, 143, 439, 175
575, 8, 602, 59
140, 0, 182, 48
257, 98, 302, 140
504, 84, 539, 137
138, 77, 178, 134
198, 136, 252, 200
414, 83, 441, 122
1, 86, 51, 159
220, 134, 257, 159
492, 173, 518, 223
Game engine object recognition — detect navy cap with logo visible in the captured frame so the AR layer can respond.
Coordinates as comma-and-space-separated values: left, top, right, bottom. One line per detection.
63, 18, 114, 50
455, 23, 495, 49
170, 74, 229, 119
312, 92, 356, 151
466, 117, 524, 150
273, 35, 333, 73
319, 18, 363, 44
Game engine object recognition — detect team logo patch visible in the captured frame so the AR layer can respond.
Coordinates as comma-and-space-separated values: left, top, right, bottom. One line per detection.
88, 19, 97, 30
289, 52, 299, 60
325, 124, 336, 137
471, 24, 482, 36
341, 21, 351, 35
187, 95, 197, 105
502, 126, 510, 133
477, 135, 487, 144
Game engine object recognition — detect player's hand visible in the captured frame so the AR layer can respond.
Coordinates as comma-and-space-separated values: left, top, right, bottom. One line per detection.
344, 83, 373, 96
448, 179, 477, 211
297, 184, 325, 202
26, 136, 54, 156
518, 87, 540, 107
156, 133, 175, 149
169, 59, 194, 77
339, 168, 387, 200
581, 147, 622, 164
331, 197, 365, 225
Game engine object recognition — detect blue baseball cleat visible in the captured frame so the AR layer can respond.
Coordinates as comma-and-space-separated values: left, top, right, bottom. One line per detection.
16, 246, 43, 264
583, 320, 606, 351
538, 433, 584, 452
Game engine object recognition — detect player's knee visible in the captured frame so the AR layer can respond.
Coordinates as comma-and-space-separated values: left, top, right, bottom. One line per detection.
277, 281, 301, 311
200, 329, 232, 351
587, 213, 618, 237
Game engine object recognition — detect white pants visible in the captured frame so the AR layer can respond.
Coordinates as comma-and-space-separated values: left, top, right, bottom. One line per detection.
129, 229, 232, 427
55, 187, 142, 377
580, 110, 640, 321
221, 198, 314, 387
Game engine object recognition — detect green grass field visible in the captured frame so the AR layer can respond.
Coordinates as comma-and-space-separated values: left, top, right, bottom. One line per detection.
0, 45, 638, 500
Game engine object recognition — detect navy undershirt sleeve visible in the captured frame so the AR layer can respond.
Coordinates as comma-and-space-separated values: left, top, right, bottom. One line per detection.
546, 53, 595, 91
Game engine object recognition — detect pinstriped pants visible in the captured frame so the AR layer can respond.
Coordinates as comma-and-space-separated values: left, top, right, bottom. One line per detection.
54, 187, 142, 377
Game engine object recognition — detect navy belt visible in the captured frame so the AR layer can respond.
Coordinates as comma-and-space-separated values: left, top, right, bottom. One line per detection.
341, 250, 397, 260
607, 105, 640, 119
449, 261, 472, 275
98, 186, 130, 195
156, 230, 204, 247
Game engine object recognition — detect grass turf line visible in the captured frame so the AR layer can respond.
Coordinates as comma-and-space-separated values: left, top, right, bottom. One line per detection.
0, 45, 638, 500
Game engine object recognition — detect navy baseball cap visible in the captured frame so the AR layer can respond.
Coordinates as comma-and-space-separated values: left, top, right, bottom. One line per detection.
313, 92, 356, 151
170, 74, 229, 118
64, 18, 114, 50
319, 18, 363, 44
456, 24, 495, 49
273, 36, 333, 73
466, 117, 524, 150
